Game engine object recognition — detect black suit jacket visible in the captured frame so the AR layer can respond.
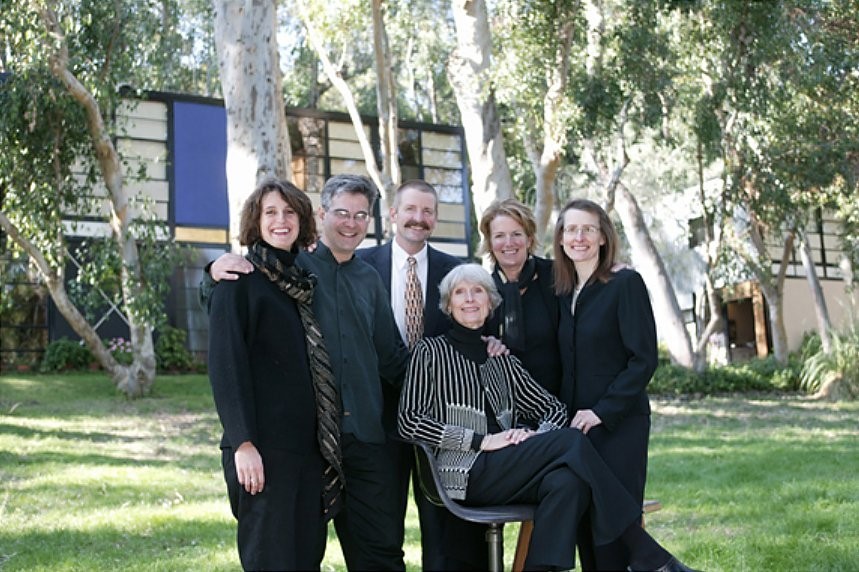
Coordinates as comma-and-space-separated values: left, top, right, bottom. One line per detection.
357, 242, 462, 339
557, 268, 658, 431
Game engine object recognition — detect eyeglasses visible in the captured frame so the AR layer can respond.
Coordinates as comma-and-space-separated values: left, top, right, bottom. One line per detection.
563, 224, 600, 237
329, 208, 370, 223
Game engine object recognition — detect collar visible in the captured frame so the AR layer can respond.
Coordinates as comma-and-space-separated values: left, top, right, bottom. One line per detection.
315, 240, 354, 266
391, 239, 428, 269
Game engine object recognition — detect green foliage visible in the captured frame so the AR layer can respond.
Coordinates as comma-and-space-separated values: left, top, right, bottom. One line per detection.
39, 338, 93, 372
40, 336, 140, 371
155, 325, 197, 372
650, 355, 802, 395
1, 1, 185, 381
799, 323, 859, 399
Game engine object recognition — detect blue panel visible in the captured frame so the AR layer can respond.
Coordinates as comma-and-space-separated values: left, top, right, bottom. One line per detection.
173, 101, 229, 228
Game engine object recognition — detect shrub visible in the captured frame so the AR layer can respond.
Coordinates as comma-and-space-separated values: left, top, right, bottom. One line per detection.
40, 338, 93, 372
800, 323, 859, 400
155, 325, 196, 372
649, 355, 800, 396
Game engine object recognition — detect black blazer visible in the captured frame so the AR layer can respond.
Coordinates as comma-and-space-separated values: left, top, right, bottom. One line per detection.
208, 269, 318, 454
357, 242, 462, 340
557, 268, 657, 431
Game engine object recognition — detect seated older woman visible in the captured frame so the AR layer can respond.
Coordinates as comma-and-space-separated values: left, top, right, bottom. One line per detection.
398, 264, 696, 572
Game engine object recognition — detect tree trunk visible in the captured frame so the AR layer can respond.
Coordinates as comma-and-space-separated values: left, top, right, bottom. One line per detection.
615, 184, 696, 369
747, 217, 793, 364
530, 17, 574, 248
213, 0, 291, 252
798, 227, 833, 353
448, 0, 513, 222
0, 211, 156, 395
40, 4, 156, 396
691, 138, 724, 370
299, 3, 389, 208
529, 150, 562, 251
371, 0, 400, 213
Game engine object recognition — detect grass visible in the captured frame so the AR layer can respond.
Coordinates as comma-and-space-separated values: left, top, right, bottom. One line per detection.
1, 374, 857, 571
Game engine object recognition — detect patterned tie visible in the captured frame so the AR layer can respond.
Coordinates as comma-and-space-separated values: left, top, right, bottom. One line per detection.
405, 256, 424, 349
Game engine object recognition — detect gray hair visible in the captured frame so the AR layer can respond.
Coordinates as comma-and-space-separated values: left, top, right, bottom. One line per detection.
438, 263, 503, 316
320, 174, 378, 211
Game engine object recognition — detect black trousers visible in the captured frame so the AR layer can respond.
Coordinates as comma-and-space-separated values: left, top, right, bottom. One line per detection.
576, 414, 651, 571
389, 439, 490, 571
464, 428, 642, 571
222, 447, 327, 571
333, 434, 405, 571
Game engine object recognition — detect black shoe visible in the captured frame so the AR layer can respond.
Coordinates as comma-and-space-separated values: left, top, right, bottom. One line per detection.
652, 556, 701, 572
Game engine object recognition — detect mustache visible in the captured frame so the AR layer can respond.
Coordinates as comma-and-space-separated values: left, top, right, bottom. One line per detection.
404, 221, 431, 230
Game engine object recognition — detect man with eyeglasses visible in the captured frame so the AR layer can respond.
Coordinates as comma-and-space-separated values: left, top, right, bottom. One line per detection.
203, 174, 410, 570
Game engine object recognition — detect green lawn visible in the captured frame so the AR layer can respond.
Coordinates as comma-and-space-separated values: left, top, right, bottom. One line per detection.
0, 374, 856, 571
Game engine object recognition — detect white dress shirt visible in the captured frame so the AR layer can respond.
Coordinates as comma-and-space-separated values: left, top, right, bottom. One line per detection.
391, 240, 429, 344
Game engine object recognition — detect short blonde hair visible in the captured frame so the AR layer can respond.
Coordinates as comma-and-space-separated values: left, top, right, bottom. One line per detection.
438, 264, 502, 316
478, 199, 538, 262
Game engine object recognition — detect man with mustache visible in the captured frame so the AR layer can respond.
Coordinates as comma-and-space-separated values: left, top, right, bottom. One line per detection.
357, 180, 489, 571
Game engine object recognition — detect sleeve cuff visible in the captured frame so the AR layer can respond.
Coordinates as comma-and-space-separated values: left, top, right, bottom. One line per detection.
470, 433, 485, 451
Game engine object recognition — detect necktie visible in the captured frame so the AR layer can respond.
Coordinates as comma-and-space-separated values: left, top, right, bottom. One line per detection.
405, 256, 424, 348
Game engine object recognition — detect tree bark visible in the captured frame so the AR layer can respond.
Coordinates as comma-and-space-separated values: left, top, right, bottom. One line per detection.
529, 17, 574, 249
448, 0, 513, 223
40, 3, 156, 396
371, 0, 400, 213
747, 216, 793, 364
692, 138, 724, 370
213, 0, 291, 251
615, 184, 696, 369
798, 226, 833, 353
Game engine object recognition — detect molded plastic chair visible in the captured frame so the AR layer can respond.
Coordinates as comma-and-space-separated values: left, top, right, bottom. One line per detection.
411, 442, 536, 572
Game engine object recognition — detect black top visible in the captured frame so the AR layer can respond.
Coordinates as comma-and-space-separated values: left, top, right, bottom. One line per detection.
557, 268, 658, 431
486, 256, 562, 396
445, 320, 489, 364
207, 248, 318, 453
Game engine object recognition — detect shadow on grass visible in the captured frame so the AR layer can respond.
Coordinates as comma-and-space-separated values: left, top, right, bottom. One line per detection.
0, 421, 143, 443
0, 515, 236, 571
0, 446, 216, 472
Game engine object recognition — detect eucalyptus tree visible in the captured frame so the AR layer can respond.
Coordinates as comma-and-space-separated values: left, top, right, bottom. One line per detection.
295, 0, 398, 218
385, 0, 458, 124
0, 1, 180, 396
448, 0, 514, 222
212, 0, 292, 251
493, 0, 577, 249
543, 0, 706, 368
687, 0, 859, 363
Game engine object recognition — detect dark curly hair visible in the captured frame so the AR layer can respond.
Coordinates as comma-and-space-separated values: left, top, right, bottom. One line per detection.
238, 178, 316, 248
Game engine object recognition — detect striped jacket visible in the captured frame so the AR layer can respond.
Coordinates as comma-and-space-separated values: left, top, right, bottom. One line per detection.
398, 335, 568, 500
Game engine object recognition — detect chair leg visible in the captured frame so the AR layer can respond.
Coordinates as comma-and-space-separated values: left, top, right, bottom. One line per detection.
512, 520, 533, 572
486, 523, 504, 572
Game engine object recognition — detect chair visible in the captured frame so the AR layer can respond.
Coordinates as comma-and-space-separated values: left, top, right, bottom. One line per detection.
411, 442, 536, 572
